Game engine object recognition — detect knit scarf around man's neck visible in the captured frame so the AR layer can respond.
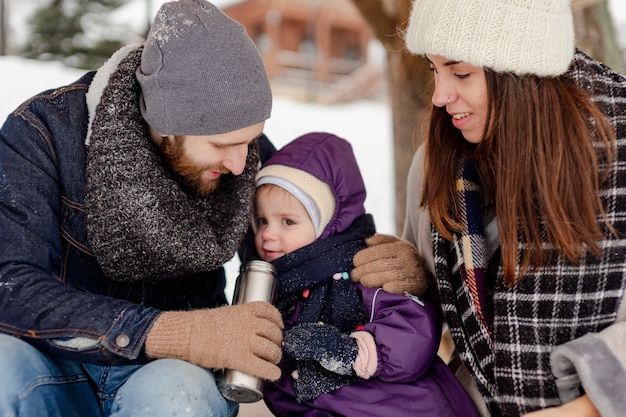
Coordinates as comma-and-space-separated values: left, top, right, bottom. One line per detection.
84, 46, 259, 282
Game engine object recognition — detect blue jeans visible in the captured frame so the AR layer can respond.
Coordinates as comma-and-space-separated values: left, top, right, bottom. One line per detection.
0, 334, 239, 417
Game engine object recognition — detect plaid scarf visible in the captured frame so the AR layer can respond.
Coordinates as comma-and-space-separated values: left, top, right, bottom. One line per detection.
433, 50, 626, 416
454, 160, 493, 336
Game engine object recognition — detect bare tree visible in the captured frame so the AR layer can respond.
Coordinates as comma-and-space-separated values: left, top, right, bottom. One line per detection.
573, 0, 624, 72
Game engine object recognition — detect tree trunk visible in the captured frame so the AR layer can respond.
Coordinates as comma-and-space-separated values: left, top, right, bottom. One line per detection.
350, 0, 432, 234
573, 0, 624, 72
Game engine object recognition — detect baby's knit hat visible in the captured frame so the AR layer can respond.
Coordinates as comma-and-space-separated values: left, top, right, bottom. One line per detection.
256, 132, 366, 240
257, 166, 335, 239
137, 0, 272, 135
405, 0, 575, 77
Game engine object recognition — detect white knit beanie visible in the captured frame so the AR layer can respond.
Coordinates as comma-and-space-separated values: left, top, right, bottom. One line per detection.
137, 0, 272, 135
405, 0, 575, 77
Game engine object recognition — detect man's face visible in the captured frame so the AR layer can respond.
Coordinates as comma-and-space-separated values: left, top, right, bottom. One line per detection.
153, 122, 265, 196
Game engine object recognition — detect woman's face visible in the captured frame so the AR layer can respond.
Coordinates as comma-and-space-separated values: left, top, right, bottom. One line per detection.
426, 54, 489, 144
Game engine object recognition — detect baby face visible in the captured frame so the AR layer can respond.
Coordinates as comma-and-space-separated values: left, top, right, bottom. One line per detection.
254, 185, 317, 262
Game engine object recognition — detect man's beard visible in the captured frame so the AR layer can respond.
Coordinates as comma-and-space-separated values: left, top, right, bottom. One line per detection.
159, 137, 230, 196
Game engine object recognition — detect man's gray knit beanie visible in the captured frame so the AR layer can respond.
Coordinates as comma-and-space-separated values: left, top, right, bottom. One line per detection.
137, 0, 272, 135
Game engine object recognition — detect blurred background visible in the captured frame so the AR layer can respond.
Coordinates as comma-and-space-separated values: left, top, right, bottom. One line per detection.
1, 2, 624, 415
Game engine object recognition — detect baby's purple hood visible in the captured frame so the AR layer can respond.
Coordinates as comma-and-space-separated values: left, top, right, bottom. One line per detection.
261, 132, 366, 239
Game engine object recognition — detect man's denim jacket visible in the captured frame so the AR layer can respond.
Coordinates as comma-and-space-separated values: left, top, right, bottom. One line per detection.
0, 72, 228, 365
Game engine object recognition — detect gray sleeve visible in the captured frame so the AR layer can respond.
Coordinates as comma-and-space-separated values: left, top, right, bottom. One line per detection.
551, 318, 626, 417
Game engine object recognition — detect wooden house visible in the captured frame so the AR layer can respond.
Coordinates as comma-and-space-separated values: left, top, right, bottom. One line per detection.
222, 0, 384, 103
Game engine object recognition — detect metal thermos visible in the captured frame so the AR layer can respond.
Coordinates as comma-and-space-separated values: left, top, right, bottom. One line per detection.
218, 260, 278, 403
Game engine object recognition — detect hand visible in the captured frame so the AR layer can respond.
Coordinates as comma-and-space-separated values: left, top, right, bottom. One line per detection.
145, 302, 284, 381
352, 234, 428, 295
283, 322, 358, 376
522, 395, 600, 417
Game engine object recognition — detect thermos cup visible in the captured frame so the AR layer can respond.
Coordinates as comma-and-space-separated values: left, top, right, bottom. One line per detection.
218, 260, 278, 403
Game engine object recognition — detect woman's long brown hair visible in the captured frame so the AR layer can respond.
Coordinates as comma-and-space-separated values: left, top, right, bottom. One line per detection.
421, 70, 616, 285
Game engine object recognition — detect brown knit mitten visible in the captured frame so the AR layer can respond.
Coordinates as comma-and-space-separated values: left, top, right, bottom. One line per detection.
145, 302, 284, 381
352, 234, 428, 296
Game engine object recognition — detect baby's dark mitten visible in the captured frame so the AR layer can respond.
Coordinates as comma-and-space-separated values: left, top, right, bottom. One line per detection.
293, 360, 358, 402
283, 322, 358, 375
